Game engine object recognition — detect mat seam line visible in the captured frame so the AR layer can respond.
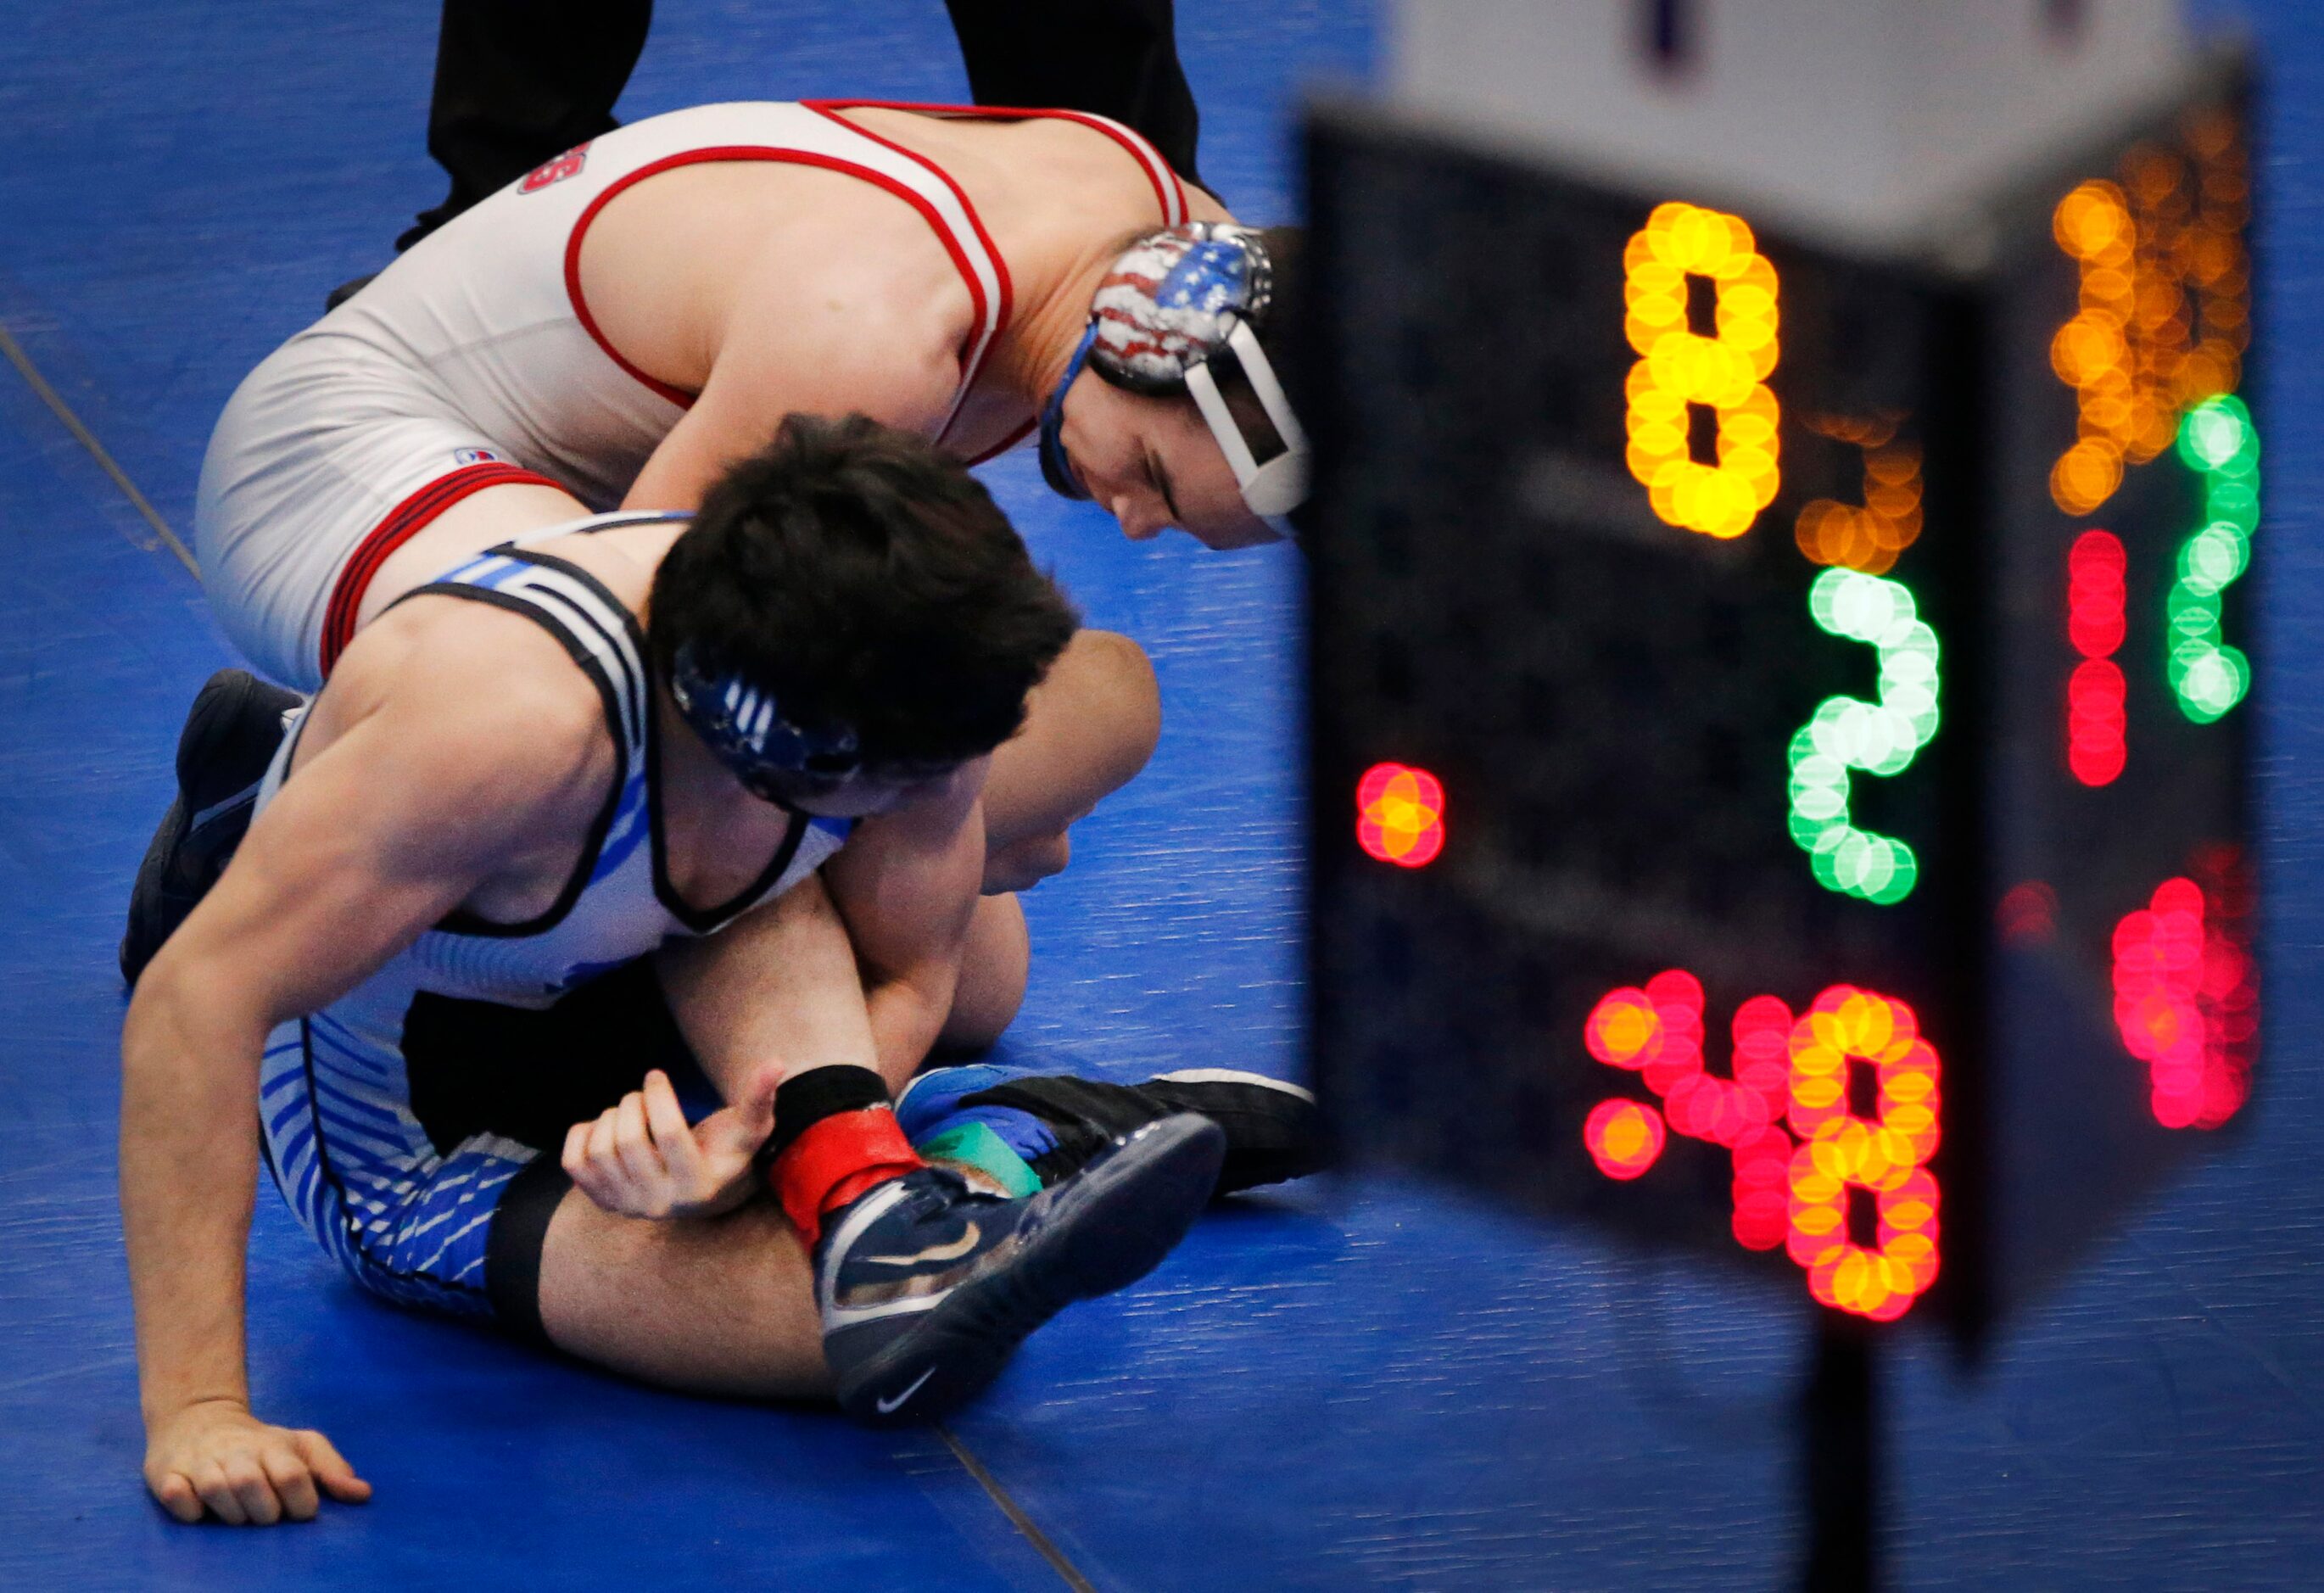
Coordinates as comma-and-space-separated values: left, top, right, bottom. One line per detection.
934, 1423, 1102, 1593
0, 320, 201, 578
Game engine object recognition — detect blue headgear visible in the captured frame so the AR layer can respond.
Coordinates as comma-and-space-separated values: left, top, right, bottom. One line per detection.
1037, 223, 1310, 539
668, 644, 861, 802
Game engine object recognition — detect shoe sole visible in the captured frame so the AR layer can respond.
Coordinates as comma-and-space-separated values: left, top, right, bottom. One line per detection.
846, 1112, 1225, 1425
894, 1065, 1320, 1198
120, 669, 293, 985
119, 795, 193, 984
1150, 1070, 1321, 1193
1154, 1068, 1315, 1103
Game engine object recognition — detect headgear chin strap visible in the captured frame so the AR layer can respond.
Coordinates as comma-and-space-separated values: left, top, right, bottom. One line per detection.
1039, 322, 1100, 501
1037, 223, 1310, 539
668, 644, 861, 803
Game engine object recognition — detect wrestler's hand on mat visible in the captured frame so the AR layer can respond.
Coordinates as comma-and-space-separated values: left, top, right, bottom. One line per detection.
563, 1066, 780, 1220
144, 1397, 371, 1525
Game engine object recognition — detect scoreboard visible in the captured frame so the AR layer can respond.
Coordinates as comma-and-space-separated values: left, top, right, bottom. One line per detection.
1303, 62, 2255, 1337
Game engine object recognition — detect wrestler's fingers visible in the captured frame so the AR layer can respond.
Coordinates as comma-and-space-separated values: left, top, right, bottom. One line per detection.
223, 1456, 282, 1526
584, 1107, 624, 1181
641, 1070, 689, 1143
192, 1460, 247, 1525
292, 1430, 372, 1503
572, 1112, 626, 1203
150, 1470, 203, 1523
566, 1128, 622, 1210
641, 1071, 702, 1182
260, 1445, 321, 1522
611, 1091, 666, 1186
574, 1109, 632, 1205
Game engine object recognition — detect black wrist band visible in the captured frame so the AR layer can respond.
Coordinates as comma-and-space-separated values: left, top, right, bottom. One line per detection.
765, 1065, 893, 1162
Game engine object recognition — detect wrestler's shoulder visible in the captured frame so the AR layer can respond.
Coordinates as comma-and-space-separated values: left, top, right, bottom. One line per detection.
328, 599, 619, 780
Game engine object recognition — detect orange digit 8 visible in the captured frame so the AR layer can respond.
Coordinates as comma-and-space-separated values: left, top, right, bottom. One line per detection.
1623, 202, 1782, 539
1783, 986, 1941, 1321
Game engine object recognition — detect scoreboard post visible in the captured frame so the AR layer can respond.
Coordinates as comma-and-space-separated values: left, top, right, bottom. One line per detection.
1302, 9, 2257, 1579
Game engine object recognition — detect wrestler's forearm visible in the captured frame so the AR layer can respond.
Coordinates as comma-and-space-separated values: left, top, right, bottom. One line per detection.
863, 964, 958, 1096
118, 967, 269, 1429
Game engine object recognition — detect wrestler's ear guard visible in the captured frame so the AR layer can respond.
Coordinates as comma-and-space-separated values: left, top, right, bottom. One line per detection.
1181, 318, 1310, 540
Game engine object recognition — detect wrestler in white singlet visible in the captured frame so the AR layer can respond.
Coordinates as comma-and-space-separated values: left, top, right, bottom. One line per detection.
196, 100, 1188, 690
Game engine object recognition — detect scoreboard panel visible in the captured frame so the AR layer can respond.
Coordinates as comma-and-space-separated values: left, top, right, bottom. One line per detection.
1303, 63, 2254, 1336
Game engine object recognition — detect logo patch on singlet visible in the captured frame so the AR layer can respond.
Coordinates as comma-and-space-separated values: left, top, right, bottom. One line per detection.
519, 143, 593, 193
453, 447, 502, 466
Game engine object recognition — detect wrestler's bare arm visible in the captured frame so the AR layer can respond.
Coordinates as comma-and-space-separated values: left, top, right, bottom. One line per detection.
823, 763, 991, 1087
623, 238, 969, 512
567, 876, 880, 1221
654, 762, 987, 1113
120, 619, 610, 1525
581, 770, 986, 1221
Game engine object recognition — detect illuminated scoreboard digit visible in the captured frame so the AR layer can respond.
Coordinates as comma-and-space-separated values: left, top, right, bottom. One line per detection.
1302, 65, 2255, 1335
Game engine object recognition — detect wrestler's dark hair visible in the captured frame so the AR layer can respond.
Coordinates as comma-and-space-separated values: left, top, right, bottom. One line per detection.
646, 414, 1078, 768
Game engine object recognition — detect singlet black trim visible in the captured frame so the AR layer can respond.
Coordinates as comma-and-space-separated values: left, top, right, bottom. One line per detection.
386, 579, 632, 939
476, 544, 651, 744
489, 545, 652, 743
499, 543, 812, 932
651, 766, 810, 936
376, 526, 805, 938
485, 1155, 571, 1343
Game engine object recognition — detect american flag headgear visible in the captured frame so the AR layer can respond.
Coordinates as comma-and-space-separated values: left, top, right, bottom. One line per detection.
1039, 223, 1310, 538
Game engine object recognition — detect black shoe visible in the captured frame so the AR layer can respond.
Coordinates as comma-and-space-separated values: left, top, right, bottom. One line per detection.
324, 273, 377, 313
896, 1064, 1322, 1196
120, 669, 304, 985
818, 1114, 1224, 1425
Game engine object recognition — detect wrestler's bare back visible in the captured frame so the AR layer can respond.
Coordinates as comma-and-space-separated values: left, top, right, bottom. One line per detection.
358, 109, 1232, 633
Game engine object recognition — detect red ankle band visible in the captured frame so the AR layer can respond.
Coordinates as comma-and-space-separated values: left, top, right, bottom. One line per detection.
769, 1107, 924, 1246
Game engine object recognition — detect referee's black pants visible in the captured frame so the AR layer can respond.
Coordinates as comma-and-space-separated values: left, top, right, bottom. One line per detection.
395, 0, 1204, 251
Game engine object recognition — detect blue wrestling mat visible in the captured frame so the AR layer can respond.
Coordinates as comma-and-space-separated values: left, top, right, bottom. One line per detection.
3, 0, 2322, 1586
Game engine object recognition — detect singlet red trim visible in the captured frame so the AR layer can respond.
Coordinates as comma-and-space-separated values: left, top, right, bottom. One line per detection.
319, 462, 561, 676
801, 104, 1017, 373
563, 144, 1000, 419
967, 418, 1037, 467
565, 106, 1187, 461
803, 99, 1189, 226
804, 100, 1188, 461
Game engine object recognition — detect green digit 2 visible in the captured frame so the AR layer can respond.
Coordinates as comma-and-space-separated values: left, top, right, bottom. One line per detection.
1786, 570, 1941, 905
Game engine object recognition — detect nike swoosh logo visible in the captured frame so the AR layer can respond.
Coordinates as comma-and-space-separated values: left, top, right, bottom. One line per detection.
858, 1222, 980, 1267
876, 1365, 937, 1416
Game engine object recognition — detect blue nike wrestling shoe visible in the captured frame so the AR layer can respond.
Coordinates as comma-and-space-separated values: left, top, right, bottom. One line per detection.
818, 1113, 1224, 1425
120, 668, 304, 984
897, 1064, 1321, 1198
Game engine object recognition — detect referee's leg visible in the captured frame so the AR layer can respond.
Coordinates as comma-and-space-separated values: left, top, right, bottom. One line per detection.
397, 0, 654, 251
943, 0, 1204, 187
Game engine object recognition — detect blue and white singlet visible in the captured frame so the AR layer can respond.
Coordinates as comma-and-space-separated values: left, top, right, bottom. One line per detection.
251, 514, 850, 1316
